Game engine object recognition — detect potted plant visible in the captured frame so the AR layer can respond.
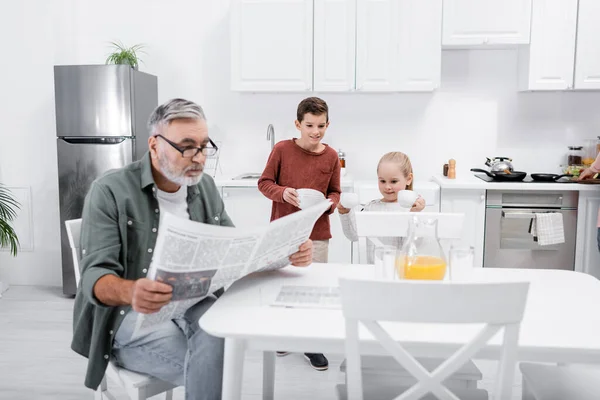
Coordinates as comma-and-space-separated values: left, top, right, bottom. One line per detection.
105, 41, 145, 70
0, 184, 19, 256
0, 184, 19, 297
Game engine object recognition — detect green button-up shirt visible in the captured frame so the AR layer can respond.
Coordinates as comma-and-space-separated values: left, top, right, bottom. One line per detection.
71, 152, 234, 390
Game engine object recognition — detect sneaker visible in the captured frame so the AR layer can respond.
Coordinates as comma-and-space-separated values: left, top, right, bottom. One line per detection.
276, 351, 289, 357
304, 353, 328, 371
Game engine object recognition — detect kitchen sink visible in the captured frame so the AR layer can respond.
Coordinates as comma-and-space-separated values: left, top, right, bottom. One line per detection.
232, 173, 262, 180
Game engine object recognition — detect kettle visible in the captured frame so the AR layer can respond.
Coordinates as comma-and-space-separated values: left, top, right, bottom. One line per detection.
485, 157, 513, 172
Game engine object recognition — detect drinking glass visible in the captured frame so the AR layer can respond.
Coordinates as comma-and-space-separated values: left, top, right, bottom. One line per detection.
449, 245, 475, 281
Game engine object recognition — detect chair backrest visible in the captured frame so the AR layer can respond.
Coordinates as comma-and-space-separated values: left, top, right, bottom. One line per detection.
354, 212, 465, 264
65, 218, 83, 286
339, 277, 530, 400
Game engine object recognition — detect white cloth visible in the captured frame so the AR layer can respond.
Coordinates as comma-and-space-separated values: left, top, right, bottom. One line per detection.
156, 186, 190, 221
530, 213, 565, 246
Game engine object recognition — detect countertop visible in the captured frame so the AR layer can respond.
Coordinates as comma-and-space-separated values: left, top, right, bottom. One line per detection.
214, 174, 355, 188
431, 173, 600, 192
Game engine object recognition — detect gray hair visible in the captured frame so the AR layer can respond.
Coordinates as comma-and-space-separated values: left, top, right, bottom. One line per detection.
148, 98, 206, 136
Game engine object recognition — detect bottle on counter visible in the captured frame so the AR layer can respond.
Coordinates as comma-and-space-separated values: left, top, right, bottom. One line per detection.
448, 159, 456, 179
338, 149, 346, 168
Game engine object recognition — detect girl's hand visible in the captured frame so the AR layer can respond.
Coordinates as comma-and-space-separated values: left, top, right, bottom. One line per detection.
283, 187, 300, 207
337, 202, 351, 214
410, 196, 426, 212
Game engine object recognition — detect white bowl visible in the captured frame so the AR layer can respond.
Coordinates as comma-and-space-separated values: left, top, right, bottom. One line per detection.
296, 188, 325, 209
340, 192, 359, 209
397, 190, 419, 208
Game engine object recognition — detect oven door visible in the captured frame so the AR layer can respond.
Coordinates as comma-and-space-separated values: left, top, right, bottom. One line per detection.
484, 208, 577, 270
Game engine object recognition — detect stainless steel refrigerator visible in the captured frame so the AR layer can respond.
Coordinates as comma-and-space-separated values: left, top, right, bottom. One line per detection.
54, 65, 158, 296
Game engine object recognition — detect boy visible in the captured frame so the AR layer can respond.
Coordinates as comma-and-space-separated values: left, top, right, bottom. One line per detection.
258, 97, 341, 370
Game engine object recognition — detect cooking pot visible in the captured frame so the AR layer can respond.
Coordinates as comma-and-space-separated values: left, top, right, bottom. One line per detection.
471, 168, 527, 182
485, 157, 514, 173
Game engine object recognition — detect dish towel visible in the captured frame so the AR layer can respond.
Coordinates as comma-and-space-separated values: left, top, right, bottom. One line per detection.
529, 213, 565, 246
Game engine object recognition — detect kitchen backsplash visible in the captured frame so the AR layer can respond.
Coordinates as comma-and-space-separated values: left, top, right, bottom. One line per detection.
209, 50, 600, 182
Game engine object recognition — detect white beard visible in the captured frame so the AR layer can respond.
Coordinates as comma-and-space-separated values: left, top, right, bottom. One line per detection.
157, 146, 203, 186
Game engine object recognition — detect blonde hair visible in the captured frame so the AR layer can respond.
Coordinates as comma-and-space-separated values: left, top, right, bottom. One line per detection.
377, 152, 414, 190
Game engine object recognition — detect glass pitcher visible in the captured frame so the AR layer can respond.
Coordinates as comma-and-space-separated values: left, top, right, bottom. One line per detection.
396, 216, 447, 280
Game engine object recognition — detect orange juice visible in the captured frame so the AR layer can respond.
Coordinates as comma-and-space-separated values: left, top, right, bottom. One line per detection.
396, 255, 446, 280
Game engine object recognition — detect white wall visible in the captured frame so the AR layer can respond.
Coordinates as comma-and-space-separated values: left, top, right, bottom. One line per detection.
2, 0, 600, 286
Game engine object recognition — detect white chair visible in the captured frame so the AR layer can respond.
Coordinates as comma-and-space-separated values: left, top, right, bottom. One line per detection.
65, 218, 177, 400
519, 363, 600, 400
338, 277, 530, 400
354, 211, 465, 264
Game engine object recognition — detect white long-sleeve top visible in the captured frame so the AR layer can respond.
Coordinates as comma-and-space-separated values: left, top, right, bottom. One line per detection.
339, 199, 409, 263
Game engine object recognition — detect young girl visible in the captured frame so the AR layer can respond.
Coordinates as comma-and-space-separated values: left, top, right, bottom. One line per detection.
337, 152, 425, 263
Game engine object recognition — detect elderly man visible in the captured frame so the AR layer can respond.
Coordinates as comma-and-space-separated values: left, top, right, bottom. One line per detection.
71, 98, 313, 400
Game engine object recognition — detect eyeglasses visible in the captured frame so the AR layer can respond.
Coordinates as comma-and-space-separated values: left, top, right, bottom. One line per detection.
156, 134, 218, 158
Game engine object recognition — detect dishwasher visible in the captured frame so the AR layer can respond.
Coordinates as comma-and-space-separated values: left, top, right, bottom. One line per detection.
484, 191, 578, 270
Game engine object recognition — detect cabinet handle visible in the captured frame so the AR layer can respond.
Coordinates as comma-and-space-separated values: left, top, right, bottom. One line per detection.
480, 195, 485, 202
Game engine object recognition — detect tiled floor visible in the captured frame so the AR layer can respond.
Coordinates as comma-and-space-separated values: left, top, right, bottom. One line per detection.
0, 286, 522, 399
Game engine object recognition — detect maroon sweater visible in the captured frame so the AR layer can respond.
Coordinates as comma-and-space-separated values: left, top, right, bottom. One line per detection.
258, 139, 341, 240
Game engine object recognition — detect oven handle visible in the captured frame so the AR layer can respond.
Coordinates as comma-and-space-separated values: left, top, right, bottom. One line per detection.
502, 211, 537, 219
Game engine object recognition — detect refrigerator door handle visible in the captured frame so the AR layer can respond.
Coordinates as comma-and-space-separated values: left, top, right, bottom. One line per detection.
60, 137, 128, 145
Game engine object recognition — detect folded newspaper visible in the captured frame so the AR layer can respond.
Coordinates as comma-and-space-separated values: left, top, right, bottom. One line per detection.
133, 198, 332, 336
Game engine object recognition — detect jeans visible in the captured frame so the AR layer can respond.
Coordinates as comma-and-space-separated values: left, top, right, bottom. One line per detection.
112, 296, 224, 400
312, 239, 330, 263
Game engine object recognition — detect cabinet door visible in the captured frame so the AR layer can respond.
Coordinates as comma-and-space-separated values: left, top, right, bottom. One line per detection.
439, 189, 486, 268
313, 0, 356, 91
442, 0, 532, 45
396, 0, 442, 91
355, 0, 397, 91
575, 193, 600, 278
230, 0, 313, 91
574, 0, 600, 90
221, 187, 273, 229
518, 0, 578, 91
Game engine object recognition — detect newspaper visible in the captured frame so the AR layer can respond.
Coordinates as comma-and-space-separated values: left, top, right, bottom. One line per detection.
133, 198, 332, 336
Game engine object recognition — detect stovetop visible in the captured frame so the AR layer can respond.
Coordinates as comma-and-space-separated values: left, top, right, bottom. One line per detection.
473, 175, 575, 183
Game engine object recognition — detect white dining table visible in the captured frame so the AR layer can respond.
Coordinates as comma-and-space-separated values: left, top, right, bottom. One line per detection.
199, 263, 600, 400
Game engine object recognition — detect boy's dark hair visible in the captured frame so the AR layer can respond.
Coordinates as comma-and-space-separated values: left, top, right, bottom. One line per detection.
296, 97, 329, 122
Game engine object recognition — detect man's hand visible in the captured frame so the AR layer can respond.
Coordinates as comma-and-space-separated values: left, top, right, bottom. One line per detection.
410, 196, 426, 212
289, 239, 313, 267
579, 167, 597, 181
283, 187, 300, 208
130, 278, 173, 314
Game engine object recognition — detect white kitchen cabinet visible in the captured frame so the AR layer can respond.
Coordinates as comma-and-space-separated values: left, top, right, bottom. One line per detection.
313, 0, 356, 91
230, 0, 313, 92
439, 189, 486, 268
574, 0, 600, 90
442, 0, 532, 46
355, 0, 442, 92
575, 192, 600, 278
518, 0, 578, 91
221, 187, 273, 229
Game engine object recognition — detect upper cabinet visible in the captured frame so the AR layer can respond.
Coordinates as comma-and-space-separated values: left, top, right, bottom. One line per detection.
518, 0, 600, 91
230, 0, 313, 92
313, 0, 356, 92
231, 0, 442, 92
442, 0, 532, 46
356, 0, 442, 92
574, 0, 600, 90
518, 0, 578, 91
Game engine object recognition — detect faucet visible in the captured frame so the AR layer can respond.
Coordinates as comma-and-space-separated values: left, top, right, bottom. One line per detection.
266, 124, 275, 151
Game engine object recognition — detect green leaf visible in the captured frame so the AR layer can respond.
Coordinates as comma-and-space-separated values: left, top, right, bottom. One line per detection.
0, 185, 20, 256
